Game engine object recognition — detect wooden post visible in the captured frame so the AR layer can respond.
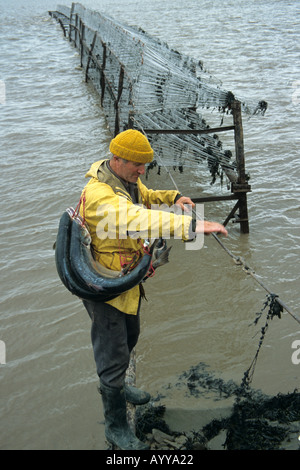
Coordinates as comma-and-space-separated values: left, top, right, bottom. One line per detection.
69, 3, 75, 42
79, 21, 85, 68
74, 14, 78, 48
232, 100, 246, 183
232, 100, 250, 233
85, 32, 97, 82
100, 43, 107, 106
114, 65, 125, 135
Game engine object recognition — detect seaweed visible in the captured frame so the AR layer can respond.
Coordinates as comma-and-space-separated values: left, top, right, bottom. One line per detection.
136, 295, 298, 450
136, 363, 300, 450
136, 404, 171, 439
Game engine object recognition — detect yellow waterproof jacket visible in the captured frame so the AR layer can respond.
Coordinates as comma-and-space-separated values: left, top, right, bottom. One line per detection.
80, 159, 193, 315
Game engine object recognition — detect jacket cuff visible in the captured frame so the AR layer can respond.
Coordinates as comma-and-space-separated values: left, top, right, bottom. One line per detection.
184, 211, 197, 241
174, 193, 182, 203
187, 219, 197, 241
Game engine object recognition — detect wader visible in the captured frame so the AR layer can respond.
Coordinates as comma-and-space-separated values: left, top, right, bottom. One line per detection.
83, 299, 150, 450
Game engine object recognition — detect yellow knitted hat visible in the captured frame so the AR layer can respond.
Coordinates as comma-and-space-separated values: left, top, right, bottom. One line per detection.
109, 129, 154, 163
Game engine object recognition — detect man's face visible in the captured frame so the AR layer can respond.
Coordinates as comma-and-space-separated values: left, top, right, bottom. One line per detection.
113, 157, 146, 183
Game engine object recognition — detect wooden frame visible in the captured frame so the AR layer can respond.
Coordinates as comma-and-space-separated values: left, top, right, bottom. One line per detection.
49, 8, 251, 233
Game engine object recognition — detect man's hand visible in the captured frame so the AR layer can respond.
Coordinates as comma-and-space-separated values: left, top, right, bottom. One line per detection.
175, 196, 195, 212
196, 220, 228, 236
175, 196, 228, 236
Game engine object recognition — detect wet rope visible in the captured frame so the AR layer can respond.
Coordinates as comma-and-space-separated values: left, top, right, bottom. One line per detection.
134, 118, 300, 326
210, 235, 300, 325
162, 159, 300, 325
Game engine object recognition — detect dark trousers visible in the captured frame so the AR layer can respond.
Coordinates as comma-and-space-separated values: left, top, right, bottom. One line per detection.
83, 299, 140, 388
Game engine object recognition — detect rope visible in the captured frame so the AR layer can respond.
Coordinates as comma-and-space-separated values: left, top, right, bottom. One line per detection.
74, 190, 86, 226
209, 237, 300, 325
152, 149, 300, 390
162, 161, 300, 325
133, 118, 300, 325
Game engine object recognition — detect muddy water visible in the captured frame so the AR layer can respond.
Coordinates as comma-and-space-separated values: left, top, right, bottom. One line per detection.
0, 0, 299, 449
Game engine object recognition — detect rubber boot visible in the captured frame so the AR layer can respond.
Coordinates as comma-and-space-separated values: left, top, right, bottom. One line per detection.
125, 384, 151, 405
99, 382, 149, 450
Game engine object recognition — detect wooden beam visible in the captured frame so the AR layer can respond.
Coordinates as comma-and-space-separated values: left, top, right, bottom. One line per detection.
222, 200, 240, 227
192, 194, 239, 203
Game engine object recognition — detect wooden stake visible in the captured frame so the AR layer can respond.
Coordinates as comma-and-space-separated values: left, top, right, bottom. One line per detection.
232, 100, 250, 233
85, 32, 97, 82
114, 66, 125, 135
69, 3, 75, 42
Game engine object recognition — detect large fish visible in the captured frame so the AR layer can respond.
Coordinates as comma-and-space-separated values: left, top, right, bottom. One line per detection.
55, 209, 157, 301
151, 238, 172, 270
54, 210, 108, 301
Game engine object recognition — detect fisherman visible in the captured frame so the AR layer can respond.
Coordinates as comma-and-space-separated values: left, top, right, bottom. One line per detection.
79, 129, 227, 450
